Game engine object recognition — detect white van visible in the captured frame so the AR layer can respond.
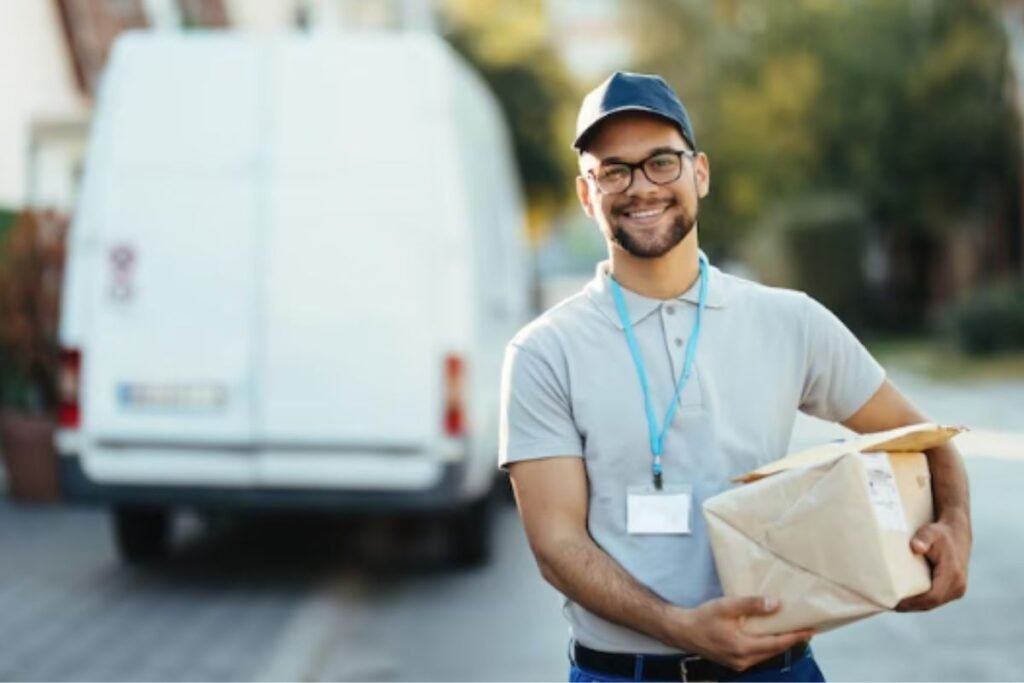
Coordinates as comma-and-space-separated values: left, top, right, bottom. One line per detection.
55, 32, 529, 565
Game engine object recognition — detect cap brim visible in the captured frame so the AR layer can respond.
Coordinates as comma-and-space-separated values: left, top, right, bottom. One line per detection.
572, 106, 688, 150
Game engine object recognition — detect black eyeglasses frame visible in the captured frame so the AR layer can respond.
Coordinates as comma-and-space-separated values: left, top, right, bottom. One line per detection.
586, 149, 697, 195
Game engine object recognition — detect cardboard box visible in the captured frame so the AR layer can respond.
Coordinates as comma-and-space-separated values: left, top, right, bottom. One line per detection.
702, 423, 963, 635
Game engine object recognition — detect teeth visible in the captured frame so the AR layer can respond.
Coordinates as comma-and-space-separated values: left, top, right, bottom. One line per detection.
627, 208, 664, 218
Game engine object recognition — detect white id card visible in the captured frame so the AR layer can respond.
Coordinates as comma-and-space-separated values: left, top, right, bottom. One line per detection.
626, 484, 693, 535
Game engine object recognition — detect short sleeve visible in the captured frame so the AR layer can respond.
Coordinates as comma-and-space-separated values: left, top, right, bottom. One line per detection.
799, 295, 886, 422
498, 341, 583, 469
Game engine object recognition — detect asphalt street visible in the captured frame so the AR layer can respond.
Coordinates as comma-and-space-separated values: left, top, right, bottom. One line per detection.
0, 368, 1021, 681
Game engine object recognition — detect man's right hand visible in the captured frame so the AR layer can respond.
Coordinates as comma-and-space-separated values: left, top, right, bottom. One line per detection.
665, 596, 814, 672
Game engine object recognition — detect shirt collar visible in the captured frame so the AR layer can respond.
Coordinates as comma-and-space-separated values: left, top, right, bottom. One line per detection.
584, 251, 729, 330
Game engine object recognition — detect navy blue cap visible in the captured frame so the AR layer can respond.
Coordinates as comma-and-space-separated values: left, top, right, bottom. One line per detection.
573, 71, 696, 151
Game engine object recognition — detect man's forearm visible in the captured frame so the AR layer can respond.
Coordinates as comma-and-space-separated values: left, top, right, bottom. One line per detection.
927, 441, 971, 528
535, 533, 681, 647
841, 379, 971, 530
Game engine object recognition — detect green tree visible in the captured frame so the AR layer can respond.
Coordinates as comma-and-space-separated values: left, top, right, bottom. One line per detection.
626, 0, 1021, 329
441, 0, 579, 244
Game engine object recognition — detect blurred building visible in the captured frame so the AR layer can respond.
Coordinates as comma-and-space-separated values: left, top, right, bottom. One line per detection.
55, 0, 149, 97
0, 0, 631, 216
0, 0, 440, 216
0, 0, 228, 213
223, 0, 436, 32
544, 0, 630, 85
0, 1, 88, 211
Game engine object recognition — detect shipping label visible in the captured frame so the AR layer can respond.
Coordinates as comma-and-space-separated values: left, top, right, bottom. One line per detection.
859, 452, 908, 532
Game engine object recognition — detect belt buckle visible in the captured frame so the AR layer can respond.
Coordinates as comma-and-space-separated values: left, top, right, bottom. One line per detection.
679, 654, 710, 682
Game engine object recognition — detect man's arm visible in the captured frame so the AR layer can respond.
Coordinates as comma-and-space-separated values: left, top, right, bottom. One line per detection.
508, 456, 814, 671
841, 379, 971, 610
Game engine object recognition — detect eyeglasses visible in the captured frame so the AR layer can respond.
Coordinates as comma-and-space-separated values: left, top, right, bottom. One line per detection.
587, 149, 696, 195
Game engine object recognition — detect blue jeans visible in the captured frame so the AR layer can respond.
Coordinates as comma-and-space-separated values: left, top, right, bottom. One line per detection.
568, 646, 826, 682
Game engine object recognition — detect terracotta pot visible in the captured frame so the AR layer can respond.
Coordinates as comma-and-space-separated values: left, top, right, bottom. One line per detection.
0, 410, 60, 502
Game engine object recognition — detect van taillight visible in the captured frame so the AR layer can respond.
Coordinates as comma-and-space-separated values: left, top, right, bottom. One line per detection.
58, 348, 81, 429
444, 354, 465, 437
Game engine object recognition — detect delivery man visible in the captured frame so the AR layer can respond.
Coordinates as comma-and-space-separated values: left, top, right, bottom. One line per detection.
498, 72, 971, 682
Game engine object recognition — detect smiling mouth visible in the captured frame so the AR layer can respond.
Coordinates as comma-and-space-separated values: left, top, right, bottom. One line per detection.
619, 203, 672, 221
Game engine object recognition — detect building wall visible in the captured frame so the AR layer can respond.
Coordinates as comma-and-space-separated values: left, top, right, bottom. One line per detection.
0, 0, 88, 209
222, 0, 301, 30
0, 0, 443, 210
222, 0, 433, 32
54, 0, 148, 96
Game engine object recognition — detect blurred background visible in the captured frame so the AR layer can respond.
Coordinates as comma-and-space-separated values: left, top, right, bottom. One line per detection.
0, 0, 1023, 681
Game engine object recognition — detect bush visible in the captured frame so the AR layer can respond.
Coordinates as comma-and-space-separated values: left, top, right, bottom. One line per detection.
0, 210, 68, 414
0, 207, 17, 241
742, 192, 872, 332
944, 281, 1024, 356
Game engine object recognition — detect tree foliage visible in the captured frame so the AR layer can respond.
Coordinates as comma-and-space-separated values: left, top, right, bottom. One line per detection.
626, 0, 1021, 276
440, 0, 579, 243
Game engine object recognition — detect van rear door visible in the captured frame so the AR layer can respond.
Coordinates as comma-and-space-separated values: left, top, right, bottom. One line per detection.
84, 36, 262, 450
257, 38, 461, 452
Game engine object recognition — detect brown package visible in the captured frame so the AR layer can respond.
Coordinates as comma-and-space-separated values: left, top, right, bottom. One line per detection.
703, 423, 962, 635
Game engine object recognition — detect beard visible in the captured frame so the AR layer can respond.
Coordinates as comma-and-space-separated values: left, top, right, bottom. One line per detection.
610, 202, 698, 259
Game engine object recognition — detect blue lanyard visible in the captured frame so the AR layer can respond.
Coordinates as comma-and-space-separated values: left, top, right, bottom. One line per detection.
609, 254, 708, 489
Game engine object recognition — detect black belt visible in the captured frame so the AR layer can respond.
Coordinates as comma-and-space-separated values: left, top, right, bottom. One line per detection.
573, 641, 809, 682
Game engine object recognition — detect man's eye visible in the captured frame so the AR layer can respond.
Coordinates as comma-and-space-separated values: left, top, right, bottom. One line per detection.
599, 166, 630, 181
649, 155, 677, 169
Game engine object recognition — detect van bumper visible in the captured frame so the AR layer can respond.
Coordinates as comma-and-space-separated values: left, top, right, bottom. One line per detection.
58, 453, 473, 512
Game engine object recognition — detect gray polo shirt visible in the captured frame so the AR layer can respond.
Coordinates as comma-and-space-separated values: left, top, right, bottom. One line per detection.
498, 256, 885, 655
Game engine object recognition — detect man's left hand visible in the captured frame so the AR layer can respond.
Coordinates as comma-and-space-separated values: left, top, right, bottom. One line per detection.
896, 512, 971, 611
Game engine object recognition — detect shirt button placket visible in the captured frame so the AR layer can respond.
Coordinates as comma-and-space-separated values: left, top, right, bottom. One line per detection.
664, 303, 684, 383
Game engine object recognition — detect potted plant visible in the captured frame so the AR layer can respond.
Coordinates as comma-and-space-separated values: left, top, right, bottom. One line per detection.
0, 209, 67, 502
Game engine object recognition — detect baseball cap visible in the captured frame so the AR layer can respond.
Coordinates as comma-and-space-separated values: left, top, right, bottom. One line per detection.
573, 71, 696, 152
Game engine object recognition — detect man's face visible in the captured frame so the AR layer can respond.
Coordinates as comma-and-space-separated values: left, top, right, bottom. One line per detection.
576, 113, 710, 259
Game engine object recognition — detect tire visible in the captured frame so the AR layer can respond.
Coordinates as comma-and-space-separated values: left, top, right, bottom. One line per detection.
448, 493, 495, 569
112, 505, 171, 564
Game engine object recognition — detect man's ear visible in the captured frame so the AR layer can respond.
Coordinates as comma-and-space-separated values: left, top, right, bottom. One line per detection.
694, 152, 711, 199
576, 175, 596, 218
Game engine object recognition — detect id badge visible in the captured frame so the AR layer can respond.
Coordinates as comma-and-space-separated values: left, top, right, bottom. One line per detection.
626, 484, 693, 535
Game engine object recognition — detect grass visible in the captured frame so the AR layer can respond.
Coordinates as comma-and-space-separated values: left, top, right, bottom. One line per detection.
868, 336, 1024, 382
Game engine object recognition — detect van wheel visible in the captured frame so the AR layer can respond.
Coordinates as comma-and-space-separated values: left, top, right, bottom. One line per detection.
112, 505, 171, 564
448, 494, 494, 568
